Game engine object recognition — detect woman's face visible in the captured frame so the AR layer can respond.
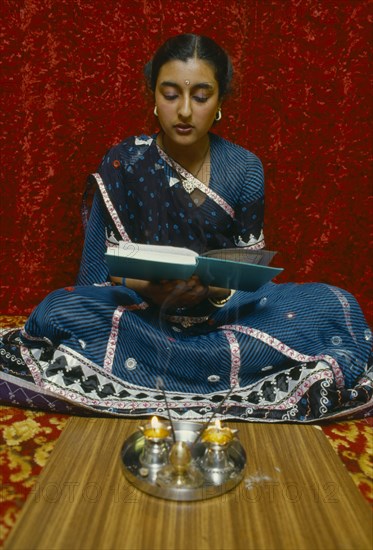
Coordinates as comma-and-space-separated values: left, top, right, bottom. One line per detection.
154, 58, 220, 148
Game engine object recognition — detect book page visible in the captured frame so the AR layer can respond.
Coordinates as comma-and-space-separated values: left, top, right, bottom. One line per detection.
106, 242, 198, 265
202, 248, 277, 266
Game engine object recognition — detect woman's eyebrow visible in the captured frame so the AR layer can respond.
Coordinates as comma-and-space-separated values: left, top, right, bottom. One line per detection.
159, 80, 179, 88
193, 83, 214, 91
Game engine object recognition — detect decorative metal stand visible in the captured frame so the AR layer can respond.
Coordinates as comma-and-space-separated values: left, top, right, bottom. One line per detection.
121, 419, 246, 501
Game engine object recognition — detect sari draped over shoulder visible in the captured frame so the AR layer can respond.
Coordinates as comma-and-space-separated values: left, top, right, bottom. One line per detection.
90, 134, 264, 255
1, 134, 372, 422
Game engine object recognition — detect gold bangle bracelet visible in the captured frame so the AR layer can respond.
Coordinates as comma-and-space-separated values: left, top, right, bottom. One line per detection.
208, 290, 235, 307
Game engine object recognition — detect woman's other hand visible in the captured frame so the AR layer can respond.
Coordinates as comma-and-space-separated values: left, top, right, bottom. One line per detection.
111, 276, 230, 309
138, 276, 209, 308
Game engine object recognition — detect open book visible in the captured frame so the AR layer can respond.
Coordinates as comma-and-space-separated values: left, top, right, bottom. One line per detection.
105, 243, 282, 291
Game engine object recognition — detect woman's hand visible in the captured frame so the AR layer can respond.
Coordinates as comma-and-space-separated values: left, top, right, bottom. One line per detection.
111, 276, 231, 309
139, 276, 209, 309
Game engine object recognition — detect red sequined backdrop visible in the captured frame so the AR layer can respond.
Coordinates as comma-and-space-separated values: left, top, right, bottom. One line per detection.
1, 0, 372, 322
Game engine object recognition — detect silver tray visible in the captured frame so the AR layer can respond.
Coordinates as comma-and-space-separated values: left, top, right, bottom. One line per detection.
120, 420, 246, 501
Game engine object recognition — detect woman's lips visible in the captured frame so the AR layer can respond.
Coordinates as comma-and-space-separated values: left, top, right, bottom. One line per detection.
174, 124, 193, 134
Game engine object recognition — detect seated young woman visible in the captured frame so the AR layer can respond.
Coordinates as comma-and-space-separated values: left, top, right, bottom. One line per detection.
1, 34, 372, 421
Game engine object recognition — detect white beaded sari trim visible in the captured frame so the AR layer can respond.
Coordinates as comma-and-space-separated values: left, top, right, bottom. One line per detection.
92, 172, 131, 242
157, 146, 236, 219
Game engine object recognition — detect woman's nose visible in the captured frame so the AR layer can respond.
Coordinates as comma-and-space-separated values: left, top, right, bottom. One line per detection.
178, 95, 192, 119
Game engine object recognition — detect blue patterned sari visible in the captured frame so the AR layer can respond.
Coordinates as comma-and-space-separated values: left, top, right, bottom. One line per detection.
1, 134, 372, 421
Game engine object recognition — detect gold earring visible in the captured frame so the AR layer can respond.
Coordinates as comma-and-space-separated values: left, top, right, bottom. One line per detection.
215, 109, 222, 122
154, 105, 158, 117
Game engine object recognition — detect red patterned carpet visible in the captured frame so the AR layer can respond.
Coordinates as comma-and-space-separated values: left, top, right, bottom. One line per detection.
0, 406, 68, 545
0, 317, 372, 547
322, 417, 373, 505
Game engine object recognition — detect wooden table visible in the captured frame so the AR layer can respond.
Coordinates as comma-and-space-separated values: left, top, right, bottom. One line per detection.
4, 417, 372, 550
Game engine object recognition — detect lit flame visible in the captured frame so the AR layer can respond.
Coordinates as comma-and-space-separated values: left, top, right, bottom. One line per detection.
151, 416, 160, 429
214, 418, 222, 430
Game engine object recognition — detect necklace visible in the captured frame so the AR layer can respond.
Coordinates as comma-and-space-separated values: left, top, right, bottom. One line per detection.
159, 134, 210, 194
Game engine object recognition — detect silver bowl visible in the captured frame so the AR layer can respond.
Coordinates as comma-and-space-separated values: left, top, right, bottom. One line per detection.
120, 420, 246, 501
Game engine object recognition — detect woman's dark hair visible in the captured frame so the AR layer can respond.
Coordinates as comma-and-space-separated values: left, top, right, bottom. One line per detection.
144, 34, 233, 99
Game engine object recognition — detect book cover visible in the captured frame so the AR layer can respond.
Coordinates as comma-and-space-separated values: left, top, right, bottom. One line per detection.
105, 243, 283, 291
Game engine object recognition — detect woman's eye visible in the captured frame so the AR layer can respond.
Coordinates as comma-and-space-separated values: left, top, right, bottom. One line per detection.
164, 94, 178, 101
193, 96, 208, 103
